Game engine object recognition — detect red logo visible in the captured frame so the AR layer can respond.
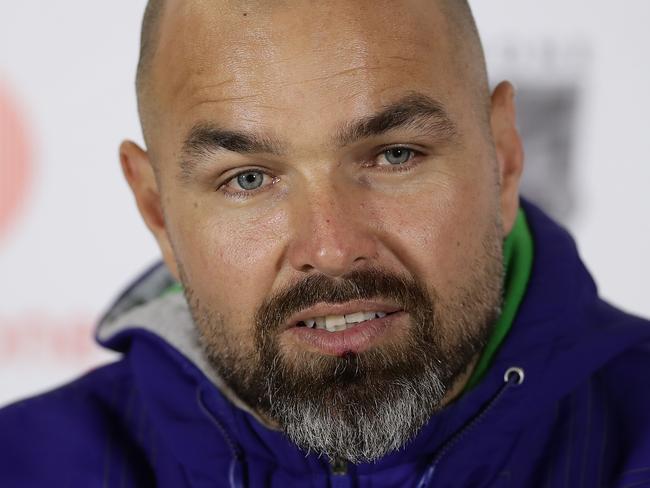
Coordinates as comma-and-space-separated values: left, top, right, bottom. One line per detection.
0, 81, 32, 243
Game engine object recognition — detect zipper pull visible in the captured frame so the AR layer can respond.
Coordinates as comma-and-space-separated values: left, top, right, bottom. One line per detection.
329, 457, 351, 488
330, 456, 348, 476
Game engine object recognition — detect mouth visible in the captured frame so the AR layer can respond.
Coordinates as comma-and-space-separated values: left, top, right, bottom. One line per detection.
295, 310, 397, 332
282, 301, 406, 356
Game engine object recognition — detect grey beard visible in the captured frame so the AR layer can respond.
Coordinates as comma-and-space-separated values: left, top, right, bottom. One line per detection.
264, 352, 446, 463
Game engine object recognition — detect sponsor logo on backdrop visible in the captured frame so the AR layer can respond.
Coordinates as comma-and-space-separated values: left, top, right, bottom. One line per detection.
0, 81, 32, 244
0, 314, 104, 365
0, 83, 113, 406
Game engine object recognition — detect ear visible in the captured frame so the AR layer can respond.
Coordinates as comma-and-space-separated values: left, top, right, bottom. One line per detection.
490, 81, 524, 235
119, 140, 180, 280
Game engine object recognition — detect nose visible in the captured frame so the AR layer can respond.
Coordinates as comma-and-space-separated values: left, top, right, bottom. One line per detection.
286, 181, 379, 277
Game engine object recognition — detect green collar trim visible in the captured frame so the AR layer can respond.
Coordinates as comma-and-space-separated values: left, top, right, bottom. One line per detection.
162, 282, 183, 296
464, 208, 534, 391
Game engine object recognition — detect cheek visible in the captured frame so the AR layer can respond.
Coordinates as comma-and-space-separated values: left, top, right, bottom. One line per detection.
173, 203, 290, 329
370, 168, 498, 296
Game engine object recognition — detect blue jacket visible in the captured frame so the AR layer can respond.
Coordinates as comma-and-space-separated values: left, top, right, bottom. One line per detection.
2, 201, 650, 488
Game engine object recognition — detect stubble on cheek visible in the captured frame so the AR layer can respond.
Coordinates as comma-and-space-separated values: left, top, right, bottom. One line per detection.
175, 259, 258, 387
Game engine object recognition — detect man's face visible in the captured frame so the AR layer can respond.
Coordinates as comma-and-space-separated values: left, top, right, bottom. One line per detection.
123, 0, 523, 462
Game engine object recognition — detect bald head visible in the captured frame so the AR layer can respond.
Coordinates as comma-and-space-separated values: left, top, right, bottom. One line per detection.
135, 0, 488, 148
135, 0, 164, 142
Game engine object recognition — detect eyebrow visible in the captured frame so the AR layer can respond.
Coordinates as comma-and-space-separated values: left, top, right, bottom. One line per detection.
333, 93, 458, 147
179, 92, 457, 180
180, 124, 284, 180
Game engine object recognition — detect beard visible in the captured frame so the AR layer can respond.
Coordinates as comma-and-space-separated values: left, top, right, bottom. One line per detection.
182, 222, 504, 463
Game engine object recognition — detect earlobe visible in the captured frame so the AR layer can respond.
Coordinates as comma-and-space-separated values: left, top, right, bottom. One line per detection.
119, 140, 179, 280
490, 81, 524, 235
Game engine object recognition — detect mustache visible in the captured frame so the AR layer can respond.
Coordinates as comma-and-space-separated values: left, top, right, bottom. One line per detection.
255, 268, 433, 332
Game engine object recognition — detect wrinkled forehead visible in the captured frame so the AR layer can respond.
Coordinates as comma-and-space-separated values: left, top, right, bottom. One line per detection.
150, 0, 462, 145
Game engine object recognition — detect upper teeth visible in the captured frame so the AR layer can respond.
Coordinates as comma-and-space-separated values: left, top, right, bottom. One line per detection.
301, 311, 388, 332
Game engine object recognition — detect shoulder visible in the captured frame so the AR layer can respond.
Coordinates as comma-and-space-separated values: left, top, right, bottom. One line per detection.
594, 339, 650, 486
0, 359, 132, 438
0, 359, 154, 487
597, 339, 650, 435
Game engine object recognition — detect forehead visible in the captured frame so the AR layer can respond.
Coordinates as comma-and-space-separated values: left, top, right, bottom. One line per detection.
152, 0, 461, 142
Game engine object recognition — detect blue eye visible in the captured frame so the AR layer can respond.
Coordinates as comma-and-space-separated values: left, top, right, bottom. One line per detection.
383, 147, 413, 165
236, 171, 265, 190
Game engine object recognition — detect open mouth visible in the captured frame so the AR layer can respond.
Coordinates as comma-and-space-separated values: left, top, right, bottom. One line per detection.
295, 311, 399, 333
284, 303, 406, 355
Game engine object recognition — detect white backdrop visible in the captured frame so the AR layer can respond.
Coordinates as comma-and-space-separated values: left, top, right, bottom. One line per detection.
1, 1, 649, 407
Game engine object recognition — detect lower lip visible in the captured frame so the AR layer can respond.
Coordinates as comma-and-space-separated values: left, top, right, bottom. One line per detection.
281, 312, 407, 356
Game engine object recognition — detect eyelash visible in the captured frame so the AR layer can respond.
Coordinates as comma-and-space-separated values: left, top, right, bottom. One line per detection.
216, 145, 424, 198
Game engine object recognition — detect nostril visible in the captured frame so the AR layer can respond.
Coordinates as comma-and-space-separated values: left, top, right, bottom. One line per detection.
298, 263, 315, 273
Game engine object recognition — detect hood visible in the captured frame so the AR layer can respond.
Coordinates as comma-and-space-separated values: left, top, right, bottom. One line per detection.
95, 199, 650, 485
97, 261, 268, 424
